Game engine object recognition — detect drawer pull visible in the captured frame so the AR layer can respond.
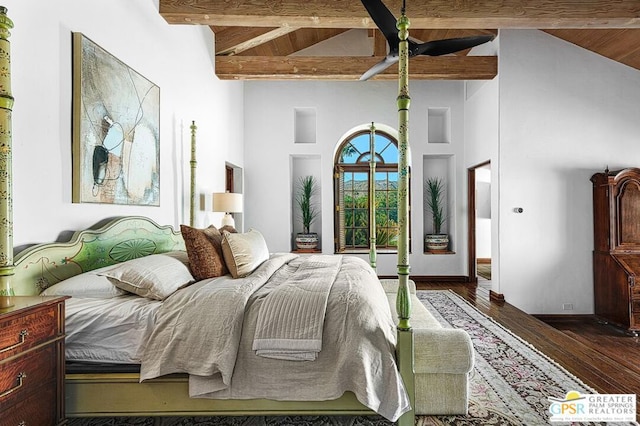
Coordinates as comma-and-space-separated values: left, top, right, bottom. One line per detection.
0, 329, 28, 353
0, 371, 26, 399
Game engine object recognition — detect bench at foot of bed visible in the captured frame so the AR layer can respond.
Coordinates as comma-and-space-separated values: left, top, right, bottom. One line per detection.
380, 280, 474, 415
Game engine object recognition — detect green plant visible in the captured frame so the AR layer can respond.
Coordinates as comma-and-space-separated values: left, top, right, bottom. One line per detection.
425, 177, 446, 234
296, 175, 319, 234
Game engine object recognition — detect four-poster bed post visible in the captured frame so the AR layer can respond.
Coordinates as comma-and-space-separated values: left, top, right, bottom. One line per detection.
189, 120, 197, 227
395, 4, 415, 426
0, 6, 14, 309
368, 122, 377, 271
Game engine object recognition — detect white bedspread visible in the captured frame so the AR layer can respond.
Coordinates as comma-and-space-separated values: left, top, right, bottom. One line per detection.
140, 253, 409, 421
65, 295, 161, 364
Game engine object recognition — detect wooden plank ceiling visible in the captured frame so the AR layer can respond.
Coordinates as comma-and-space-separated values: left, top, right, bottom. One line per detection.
158, 0, 640, 81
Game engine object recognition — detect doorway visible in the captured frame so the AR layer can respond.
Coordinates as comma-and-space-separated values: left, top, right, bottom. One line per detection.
467, 161, 491, 287
225, 163, 244, 231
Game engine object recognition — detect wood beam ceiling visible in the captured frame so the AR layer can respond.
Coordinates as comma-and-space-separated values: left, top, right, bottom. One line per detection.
160, 0, 640, 29
213, 26, 300, 56
159, 0, 640, 80
215, 56, 497, 80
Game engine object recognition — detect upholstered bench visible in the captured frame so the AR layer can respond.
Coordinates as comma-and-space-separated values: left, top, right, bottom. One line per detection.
379, 280, 475, 415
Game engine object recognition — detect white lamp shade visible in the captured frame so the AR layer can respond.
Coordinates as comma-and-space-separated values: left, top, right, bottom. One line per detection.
212, 192, 243, 213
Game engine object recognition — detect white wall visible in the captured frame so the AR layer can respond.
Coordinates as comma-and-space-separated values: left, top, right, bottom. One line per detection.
243, 80, 469, 276
464, 37, 501, 291
5, 0, 243, 249
498, 30, 640, 314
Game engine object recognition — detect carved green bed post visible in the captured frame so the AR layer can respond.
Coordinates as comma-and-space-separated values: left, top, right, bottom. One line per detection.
369, 122, 377, 270
395, 4, 415, 426
0, 7, 14, 308
189, 121, 197, 227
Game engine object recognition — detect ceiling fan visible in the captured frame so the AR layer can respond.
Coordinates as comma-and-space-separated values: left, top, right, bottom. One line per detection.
359, 0, 495, 80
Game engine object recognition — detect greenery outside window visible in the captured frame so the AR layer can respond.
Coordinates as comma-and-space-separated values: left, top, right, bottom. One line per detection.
334, 127, 408, 253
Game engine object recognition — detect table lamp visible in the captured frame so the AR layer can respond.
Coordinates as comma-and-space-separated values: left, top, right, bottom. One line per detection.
212, 192, 243, 228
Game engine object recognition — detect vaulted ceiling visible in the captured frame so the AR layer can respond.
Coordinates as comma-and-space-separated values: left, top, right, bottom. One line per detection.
158, 0, 640, 81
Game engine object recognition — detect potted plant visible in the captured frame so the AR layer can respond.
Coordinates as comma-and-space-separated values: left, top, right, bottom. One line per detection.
424, 177, 449, 251
295, 175, 320, 250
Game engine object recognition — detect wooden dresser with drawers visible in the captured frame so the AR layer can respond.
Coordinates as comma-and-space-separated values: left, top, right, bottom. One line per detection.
0, 296, 68, 425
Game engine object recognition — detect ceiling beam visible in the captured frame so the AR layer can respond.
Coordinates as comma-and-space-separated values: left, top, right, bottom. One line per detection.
213, 26, 300, 55
372, 30, 387, 57
215, 55, 497, 80
240, 28, 351, 56
160, 0, 640, 29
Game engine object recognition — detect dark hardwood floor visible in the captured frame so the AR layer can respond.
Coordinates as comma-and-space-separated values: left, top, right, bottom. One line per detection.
417, 282, 640, 419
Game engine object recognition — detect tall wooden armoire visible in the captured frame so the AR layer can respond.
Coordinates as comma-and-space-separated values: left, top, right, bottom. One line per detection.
591, 168, 640, 335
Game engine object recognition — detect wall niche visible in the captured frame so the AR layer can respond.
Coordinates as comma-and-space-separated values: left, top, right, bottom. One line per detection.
423, 154, 455, 254
294, 107, 317, 144
427, 107, 451, 144
290, 155, 322, 252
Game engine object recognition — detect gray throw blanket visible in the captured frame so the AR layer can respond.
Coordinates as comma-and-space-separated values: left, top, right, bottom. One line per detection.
252, 255, 342, 361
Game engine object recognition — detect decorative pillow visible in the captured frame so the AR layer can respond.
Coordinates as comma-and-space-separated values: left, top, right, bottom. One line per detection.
221, 229, 269, 279
98, 251, 195, 300
40, 267, 127, 298
180, 224, 229, 280
219, 225, 237, 234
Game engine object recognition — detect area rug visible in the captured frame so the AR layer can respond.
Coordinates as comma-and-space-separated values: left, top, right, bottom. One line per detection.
67, 290, 636, 426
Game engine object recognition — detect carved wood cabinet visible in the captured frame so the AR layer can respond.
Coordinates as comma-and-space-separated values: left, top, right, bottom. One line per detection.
0, 296, 68, 425
591, 168, 640, 334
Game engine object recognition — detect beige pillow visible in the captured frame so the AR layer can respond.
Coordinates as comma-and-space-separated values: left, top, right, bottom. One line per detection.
99, 251, 194, 300
221, 229, 269, 278
180, 224, 229, 280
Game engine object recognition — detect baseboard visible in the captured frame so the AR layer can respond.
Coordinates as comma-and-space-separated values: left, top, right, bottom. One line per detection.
489, 290, 505, 302
477, 258, 491, 264
534, 314, 595, 323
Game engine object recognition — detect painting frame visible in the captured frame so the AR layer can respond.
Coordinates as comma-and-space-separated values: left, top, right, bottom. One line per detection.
72, 32, 160, 205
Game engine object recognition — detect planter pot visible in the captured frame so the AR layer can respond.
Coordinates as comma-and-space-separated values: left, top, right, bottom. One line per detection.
425, 234, 449, 252
295, 233, 319, 250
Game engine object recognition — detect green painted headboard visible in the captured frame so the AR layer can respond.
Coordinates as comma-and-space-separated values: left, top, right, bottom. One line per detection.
13, 216, 185, 296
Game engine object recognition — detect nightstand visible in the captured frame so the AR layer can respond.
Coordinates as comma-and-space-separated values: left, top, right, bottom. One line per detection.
0, 296, 68, 425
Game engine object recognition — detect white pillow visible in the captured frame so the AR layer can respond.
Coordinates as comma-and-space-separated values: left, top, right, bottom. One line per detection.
98, 251, 194, 300
40, 269, 126, 298
221, 229, 269, 278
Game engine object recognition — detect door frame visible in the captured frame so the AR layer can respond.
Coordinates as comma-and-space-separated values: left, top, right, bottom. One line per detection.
467, 160, 490, 284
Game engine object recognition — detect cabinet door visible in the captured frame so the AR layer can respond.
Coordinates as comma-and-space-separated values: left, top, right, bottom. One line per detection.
615, 176, 640, 250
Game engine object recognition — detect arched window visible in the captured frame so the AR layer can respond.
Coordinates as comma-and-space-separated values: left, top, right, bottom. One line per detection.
334, 125, 409, 253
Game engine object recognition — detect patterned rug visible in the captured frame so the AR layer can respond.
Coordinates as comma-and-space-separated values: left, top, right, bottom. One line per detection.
67, 290, 636, 426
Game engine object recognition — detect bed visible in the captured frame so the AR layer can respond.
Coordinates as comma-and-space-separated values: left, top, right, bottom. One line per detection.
12, 217, 411, 421
0, 5, 417, 426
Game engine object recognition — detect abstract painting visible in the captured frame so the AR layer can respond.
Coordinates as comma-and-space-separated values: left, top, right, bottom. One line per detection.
72, 32, 160, 205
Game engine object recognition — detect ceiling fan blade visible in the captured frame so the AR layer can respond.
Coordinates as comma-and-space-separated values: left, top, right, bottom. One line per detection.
413, 35, 495, 57
359, 55, 399, 81
360, 0, 399, 50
